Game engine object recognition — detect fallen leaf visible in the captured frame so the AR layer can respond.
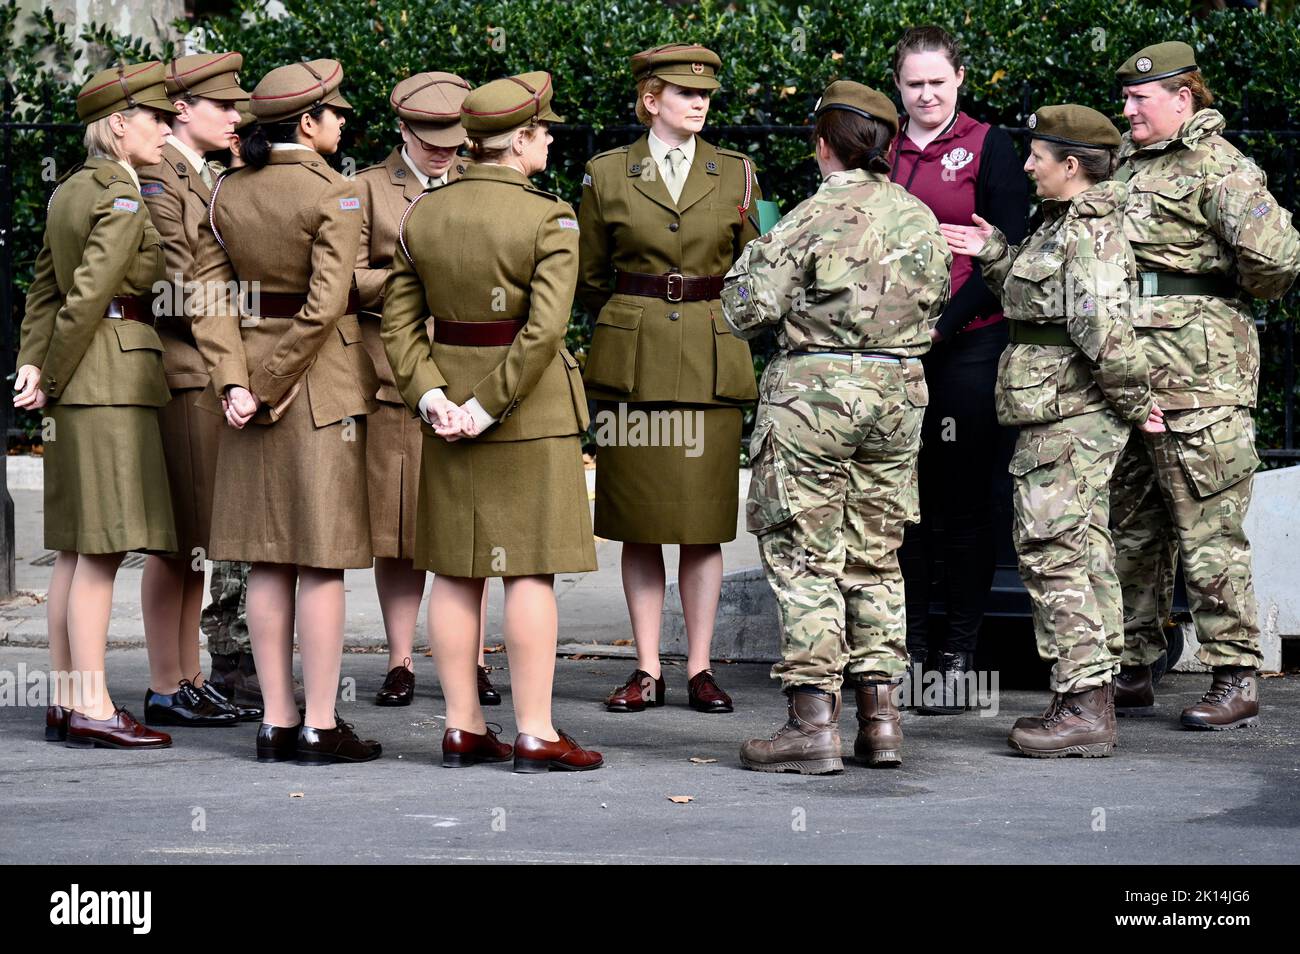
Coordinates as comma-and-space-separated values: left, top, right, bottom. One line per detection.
667, 795, 694, 804
289, 792, 304, 799
612, 639, 633, 646
689, 757, 717, 764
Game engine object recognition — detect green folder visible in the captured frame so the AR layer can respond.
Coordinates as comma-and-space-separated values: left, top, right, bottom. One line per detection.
756, 199, 781, 235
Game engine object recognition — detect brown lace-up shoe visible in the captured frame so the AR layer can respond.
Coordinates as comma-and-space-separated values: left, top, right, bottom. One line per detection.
1181, 667, 1259, 731
1115, 664, 1156, 716
740, 688, 843, 775
606, 669, 665, 712
853, 681, 903, 767
1008, 682, 1116, 758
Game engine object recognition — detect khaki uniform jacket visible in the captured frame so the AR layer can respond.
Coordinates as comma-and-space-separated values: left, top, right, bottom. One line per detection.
381, 162, 588, 443
18, 158, 170, 407
577, 134, 761, 405
138, 143, 220, 390
1115, 109, 1300, 411
191, 147, 378, 427
354, 147, 466, 403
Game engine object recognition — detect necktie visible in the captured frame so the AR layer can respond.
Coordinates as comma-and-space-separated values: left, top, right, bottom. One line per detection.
199, 163, 214, 190
664, 147, 685, 204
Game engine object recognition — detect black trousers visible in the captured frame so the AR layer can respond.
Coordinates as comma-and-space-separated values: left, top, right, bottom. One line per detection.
900, 321, 1014, 657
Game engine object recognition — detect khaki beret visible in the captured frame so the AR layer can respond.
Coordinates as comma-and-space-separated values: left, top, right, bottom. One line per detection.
1026, 104, 1121, 150
813, 80, 899, 136
165, 52, 249, 102
77, 61, 179, 124
630, 43, 722, 91
391, 72, 472, 148
249, 59, 352, 124
460, 71, 564, 137
1116, 41, 1198, 87
234, 106, 257, 131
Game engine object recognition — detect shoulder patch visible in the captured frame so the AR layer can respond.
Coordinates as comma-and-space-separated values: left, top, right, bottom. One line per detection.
339, 196, 361, 211
140, 181, 165, 196
558, 217, 579, 230
112, 197, 140, 213
582, 173, 593, 187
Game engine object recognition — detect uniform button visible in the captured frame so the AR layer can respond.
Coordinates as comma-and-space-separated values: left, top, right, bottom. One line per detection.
668, 312, 680, 321
669, 221, 679, 232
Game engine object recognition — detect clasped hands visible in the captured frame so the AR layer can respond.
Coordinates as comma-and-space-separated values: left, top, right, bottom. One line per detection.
418, 389, 486, 441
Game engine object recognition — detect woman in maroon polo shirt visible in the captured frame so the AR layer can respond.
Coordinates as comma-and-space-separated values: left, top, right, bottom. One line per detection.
890, 26, 1030, 713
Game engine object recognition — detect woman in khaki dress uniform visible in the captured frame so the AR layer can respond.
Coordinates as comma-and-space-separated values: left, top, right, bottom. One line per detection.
137, 52, 255, 727
578, 44, 762, 714
191, 60, 382, 764
354, 71, 499, 708
13, 63, 178, 749
382, 72, 603, 773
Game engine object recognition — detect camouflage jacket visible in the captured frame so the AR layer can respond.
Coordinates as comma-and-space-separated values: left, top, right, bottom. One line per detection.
978, 178, 1153, 426
721, 168, 950, 356
1116, 108, 1300, 410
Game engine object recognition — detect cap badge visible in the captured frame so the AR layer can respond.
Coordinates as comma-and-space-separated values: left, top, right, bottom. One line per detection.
1027, 113, 1038, 129
1136, 57, 1152, 73
691, 63, 704, 75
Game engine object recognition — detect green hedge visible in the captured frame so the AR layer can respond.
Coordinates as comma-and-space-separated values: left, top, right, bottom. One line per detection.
4, 0, 1299, 453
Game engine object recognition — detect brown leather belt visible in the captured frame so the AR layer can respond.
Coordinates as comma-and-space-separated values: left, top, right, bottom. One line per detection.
246, 289, 361, 318
104, 294, 156, 326
433, 318, 526, 347
615, 271, 725, 302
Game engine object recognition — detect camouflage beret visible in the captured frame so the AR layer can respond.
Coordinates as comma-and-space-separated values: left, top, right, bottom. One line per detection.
1027, 104, 1121, 150
461, 71, 564, 137
391, 72, 472, 148
165, 52, 249, 102
814, 80, 899, 136
249, 59, 351, 124
630, 43, 722, 91
1116, 41, 1198, 87
77, 61, 179, 124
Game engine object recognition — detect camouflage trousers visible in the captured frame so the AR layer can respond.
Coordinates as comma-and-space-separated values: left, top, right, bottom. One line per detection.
200, 560, 250, 657
748, 353, 927, 694
1010, 410, 1130, 693
1109, 405, 1261, 669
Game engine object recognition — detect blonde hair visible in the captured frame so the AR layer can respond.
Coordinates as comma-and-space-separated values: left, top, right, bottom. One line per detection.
635, 76, 668, 126
1158, 70, 1214, 111
467, 121, 538, 161
83, 105, 146, 161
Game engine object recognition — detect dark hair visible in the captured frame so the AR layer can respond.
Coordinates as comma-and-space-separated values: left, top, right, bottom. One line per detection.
892, 25, 963, 77
1042, 140, 1118, 183
241, 103, 330, 169
812, 108, 893, 174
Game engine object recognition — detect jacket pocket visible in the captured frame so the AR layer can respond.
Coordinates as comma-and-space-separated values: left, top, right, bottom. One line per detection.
1123, 175, 1202, 245
561, 348, 590, 431
336, 313, 364, 346
745, 416, 795, 534
114, 320, 165, 353
1008, 430, 1083, 543
1167, 405, 1259, 499
995, 348, 1063, 425
904, 360, 929, 408
712, 309, 758, 401
582, 299, 642, 393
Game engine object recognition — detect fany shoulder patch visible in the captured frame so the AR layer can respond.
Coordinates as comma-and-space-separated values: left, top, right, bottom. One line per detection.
140, 182, 164, 196
113, 197, 139, 213
558, 217, 579, 230
339, 196, 361, 211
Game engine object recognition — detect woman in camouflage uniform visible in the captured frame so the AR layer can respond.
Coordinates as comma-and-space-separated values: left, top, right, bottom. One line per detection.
942, 105, 1165, 758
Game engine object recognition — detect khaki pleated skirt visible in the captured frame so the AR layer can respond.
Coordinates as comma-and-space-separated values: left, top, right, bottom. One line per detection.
415, 433, 596, 578
593, 402, 741, 544
208, 390, 372, 569
157, 386, 221, 558
366, 399, 422, 561
43, 404, 177, 555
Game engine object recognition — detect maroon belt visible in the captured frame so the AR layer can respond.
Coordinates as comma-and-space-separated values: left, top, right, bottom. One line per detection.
104, 294, 156, 326
433, 318, 526, 347
614, 271, 725, 303
247, 289, 361, 318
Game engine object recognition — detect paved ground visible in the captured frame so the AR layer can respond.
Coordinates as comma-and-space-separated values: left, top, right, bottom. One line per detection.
1, 645, 1295, 864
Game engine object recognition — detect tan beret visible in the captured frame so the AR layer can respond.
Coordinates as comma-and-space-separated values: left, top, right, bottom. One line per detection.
77, 61, 179, 124
165, 52, 249, 102
814, 80, 899, 136
249, 59, 352, 124
1027, 104, 1121, 150
391, 72, 471, 148
1116, 41, 1198, 87
630, 43, 722, 91
234, 106, 257, 131
460, 71, 564, 137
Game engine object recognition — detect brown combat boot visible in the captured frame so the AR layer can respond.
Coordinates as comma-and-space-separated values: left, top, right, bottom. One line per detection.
1180, 666, 1259, 731
853, 681, 903, 768
1012, 693, 1063, 732
1007, 682, 1117, 758
739, 688, 843, 775
1115, 664, 1156, 717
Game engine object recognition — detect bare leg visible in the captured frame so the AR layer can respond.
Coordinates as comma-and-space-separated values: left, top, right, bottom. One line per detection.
246, 563, 297, 727
621, 542, 665, 678
477, 584, 489, 667
679, 543, 723, 678
375, 557, 425, 672
141, 554, 185, 693
297, 566, 346, 731
177, 564, 205, 684
430, 574, 487, 734
504, 574, 558, 741
47, 551, 77, 708
66, 552, 124, 719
